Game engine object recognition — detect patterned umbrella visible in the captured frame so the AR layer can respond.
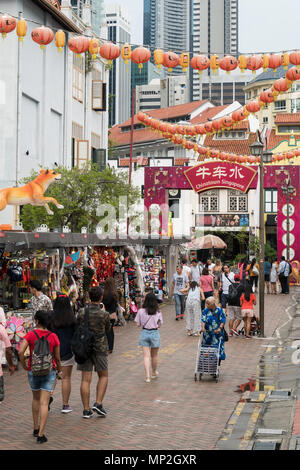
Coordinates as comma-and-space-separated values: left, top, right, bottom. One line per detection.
187, 235, 227, 250
6, 316, 26, 350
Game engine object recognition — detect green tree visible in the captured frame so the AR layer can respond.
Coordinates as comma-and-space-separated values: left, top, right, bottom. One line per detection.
20, 164, 141, 232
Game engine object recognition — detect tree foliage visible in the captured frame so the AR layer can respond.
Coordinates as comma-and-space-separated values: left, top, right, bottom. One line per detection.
20, 163, 141, 232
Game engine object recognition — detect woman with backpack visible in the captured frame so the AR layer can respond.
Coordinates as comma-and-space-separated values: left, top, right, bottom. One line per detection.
240, 284, 257, 339
135, 293, 163, 383
19, 310, 61, 444
50, 293, 77, 414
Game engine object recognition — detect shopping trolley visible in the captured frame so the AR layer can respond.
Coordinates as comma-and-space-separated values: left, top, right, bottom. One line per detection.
194, 335, 221, 383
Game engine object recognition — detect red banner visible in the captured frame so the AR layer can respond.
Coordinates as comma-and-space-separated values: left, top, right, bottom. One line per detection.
184, 162, 257, 194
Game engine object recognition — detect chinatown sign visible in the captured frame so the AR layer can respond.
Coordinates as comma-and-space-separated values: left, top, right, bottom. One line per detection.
184, 162, 258, 194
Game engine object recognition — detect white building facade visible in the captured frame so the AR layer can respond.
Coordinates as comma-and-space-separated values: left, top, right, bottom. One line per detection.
0, 0, 109, 226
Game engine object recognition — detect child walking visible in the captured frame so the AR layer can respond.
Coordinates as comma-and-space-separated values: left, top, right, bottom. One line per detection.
240, 284, 256, 339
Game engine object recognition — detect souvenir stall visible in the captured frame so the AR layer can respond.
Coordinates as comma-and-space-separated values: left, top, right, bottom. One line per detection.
140, 246, 168, 302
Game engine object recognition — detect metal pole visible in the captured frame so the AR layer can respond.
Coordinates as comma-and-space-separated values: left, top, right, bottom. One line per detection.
286, 177, 290, 262
259, 154, 265, 337
128, 87, 135, 185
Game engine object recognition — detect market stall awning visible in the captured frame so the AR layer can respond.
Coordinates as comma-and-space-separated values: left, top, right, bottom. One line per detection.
0, 232, 191, 251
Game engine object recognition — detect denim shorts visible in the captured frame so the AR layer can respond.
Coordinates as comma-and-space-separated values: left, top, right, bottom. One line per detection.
139, 329, 160, 348
27, 370, 56, 392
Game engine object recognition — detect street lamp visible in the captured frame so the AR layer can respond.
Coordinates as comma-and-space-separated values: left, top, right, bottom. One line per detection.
282, 176, 295, 262
250, 132, 272, 337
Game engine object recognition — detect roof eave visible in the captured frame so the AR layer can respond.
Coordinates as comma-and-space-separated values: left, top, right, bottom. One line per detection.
32, 0, 82, 33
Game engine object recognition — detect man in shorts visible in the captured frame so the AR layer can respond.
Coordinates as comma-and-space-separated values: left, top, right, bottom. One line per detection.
77, 286, 111, 419
227, 274, 244, 337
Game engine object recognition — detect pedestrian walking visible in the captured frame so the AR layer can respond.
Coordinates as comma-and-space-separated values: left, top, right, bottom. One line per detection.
212, 259, 223, 303
270, 259, 278, 294
29, 280, 53, 321
183, 281, 204, 336
77, 286, 111, 419
200, 267, 214, 310
0, 308, 16, 403
201, 297, 226, 365
135, 293, 163, 383
50, 293, 77, 414
264, 258, 272, 294
18, 310, 62, 444
247, 259, 259, 293
181, 258, 192, 281
190, 259, 202, 284
240, 285, 256, 339
278, 256, 291, 294
171, 265, 190, 320
219, 265, 235, 310
227, 274, 244, 337
102, 278, 119, 354
206, 258, 215, 275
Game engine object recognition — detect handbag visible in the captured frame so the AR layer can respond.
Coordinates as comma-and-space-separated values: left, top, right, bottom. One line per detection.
252, 265, 259, 276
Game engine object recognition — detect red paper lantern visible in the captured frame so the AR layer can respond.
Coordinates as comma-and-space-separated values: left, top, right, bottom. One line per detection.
186, 140, 195, 150
190, 55, 210, 75
246, 101, 261, 114
286, 151, 295, 160
176, 125, 186, 135
151, 119, 160, 130
195, 125, 206, 135
137, 112, 145, 122
167, 124, 177, 135
163, 51, 180, 73
68, 36, 90, 55
286, 67, 300, 81
174, 135, 183, 145
219, 55, 238, 74
289, 51, 300, 68
294, 149, 300, 156
210, 150, 220, 159
159, 122, 168, 133
100, 42, 120, 64
212, 119, 222, 132
197, 147, 207, 155
131, 46, 151, 70
273, 78, 291, 93
259, 89, 274, 105
247, 55, 263, 74
186, 126, 196, 136
221, 116, 233, 129
204, 122, 214, 134
31, 26, 54, 49
268, 54, 282, 72
0, 14, 16, 38
232, 109, 246, 122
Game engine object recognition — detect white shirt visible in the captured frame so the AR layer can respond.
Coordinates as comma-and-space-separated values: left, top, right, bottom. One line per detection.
182, 265, 191, 278
221, 272, 235, 294
207, 263, 215, 274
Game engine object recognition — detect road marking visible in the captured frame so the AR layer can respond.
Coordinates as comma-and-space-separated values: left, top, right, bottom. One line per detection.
239, 404, 261, 449
154, 400, 177, 404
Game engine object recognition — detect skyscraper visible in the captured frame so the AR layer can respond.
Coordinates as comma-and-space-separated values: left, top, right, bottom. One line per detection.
143, 0, 193, 76
193, 0, 240, 101
106, 4, 131, 126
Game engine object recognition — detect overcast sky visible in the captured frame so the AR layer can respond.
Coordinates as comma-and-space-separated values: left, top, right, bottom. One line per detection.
105, 0, 300, 52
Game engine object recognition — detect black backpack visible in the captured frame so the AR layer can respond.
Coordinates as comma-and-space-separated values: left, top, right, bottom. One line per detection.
226, 275, 239, 303
71, 307, 94, 364
31, 331, 53, 376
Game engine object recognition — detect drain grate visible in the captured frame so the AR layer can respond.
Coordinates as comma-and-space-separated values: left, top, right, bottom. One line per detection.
253, 441, 280, 450
270, 390, 291, 397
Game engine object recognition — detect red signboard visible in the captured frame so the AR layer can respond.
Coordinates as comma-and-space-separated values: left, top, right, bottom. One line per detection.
184, 162, 258, 194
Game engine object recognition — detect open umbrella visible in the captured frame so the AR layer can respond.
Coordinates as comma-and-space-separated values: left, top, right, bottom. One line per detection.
187, 235, 227, 250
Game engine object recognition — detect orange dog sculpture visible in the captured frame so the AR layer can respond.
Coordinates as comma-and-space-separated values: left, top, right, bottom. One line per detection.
0, 169, 64, 216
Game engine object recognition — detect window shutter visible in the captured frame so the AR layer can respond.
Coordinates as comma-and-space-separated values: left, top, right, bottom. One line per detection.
77, 140, 89, 169
92, 81, 107, 111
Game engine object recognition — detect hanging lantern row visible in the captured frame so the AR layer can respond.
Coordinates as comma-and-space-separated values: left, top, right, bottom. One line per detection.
2, 14, 300, 74
159, 130, 300, 166
137, 66, 300, 138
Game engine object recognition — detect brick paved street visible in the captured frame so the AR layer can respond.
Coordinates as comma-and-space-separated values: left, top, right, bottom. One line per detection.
0, 292, 291, 450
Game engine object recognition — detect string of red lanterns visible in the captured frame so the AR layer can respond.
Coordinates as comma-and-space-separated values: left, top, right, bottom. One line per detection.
1, 13, 300, 74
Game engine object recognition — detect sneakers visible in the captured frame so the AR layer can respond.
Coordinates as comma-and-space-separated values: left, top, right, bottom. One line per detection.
176, 316, 180, 321
82, 409, 94, 419
61, 405, 72, 414
245, 335, 252, 339
231, 328, 239, 337
180, 314, 184, 319
92, 402, 107, 416
37, 435, 48, 444
33, 428, 39, 437
151, 371, 159, 379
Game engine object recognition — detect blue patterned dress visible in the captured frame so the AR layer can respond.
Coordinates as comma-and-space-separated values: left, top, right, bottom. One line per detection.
201, 307, 226, 361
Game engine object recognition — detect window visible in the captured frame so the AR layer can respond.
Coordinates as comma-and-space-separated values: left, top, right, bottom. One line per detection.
72, 55, 84, 103
278, 125, 300, 133
199, 190, 219, 212
169, 199, 179, 219
263, 116, 268, 123
228, 190, 248, 212
92, 80, 107, 111
265, 189, 277, 213
291, 98, 300, 112
274, 100, 286, 111
92, 149, 106, 171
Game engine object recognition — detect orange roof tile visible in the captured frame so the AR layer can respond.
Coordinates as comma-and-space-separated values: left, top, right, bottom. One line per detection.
204, 133, 256, 155
190, 105, 228, 124
275, 113, 300, 124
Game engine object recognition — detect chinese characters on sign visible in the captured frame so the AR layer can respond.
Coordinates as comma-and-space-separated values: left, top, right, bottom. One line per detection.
184, 162, 257, 194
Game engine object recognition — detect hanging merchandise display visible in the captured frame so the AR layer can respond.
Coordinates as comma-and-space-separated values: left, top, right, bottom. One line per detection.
141, 247, 167, 303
